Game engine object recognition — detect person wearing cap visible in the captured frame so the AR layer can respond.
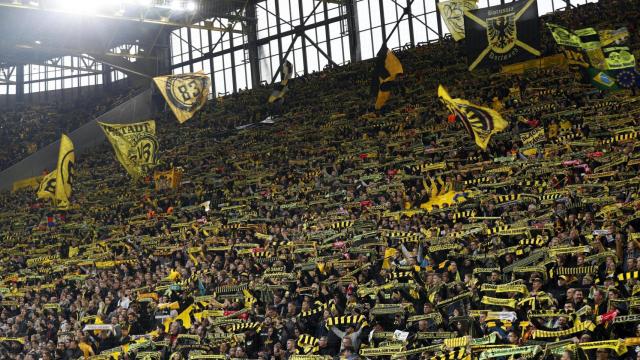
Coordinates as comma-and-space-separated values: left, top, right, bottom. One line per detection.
530, 277, 544, 295
550, 275, 569, 304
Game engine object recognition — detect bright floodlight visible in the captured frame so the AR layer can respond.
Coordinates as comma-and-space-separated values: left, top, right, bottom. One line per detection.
185, 1, 195, 11
169, 0, 182, 10
56, 0, 98, 13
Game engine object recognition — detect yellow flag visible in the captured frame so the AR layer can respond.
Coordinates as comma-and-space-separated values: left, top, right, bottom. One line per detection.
154, 168, 182, 190
437, 0, 477, 41
98, 120, 159, 179
36, 171, 57, 201
13, 175, 42, 193
153, 71, 210, 123
372, 44, 403, 110
54, 134, 75, 210
268, 60, 293, 103
438, 85, 508, 150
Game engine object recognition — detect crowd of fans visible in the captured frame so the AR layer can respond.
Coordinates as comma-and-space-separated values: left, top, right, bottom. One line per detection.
1, 0, 640, 359
0, 88, 141, 171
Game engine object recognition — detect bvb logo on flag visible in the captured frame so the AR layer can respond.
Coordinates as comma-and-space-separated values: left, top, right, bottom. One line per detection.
164, 75, 208, 112
486, 14, 516, 54
154, 72, 210, 123
59, 149, 75, 193
130, 135, 159, 166
98, 120, 159, 179
42, 175, 56, 194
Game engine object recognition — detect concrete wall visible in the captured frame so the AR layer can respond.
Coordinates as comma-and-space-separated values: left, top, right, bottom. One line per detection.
0, 88, 153, 190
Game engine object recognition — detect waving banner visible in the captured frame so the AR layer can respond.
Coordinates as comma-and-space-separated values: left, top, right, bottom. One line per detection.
372, 44, 404, 110
154, 71, 210, 123
36, 134, 75, 209
37, 171, 57, 201
463, 0, 540, 71
438, 85, 508, 150
99, 121, 159, 179
54, 134, 75, 209
547, 23, 635, 89
437, 0, 478, 41
268, 60, 293, 103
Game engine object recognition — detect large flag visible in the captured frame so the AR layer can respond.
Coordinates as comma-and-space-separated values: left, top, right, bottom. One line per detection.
153, 71, 210, 124
437, 0, 477, 41
463, 0, 540, 71
37, 171, 57, 201
54, 134, 75, 209
547, 24, 635, 89
98, 121, 159, 179
438, 85, 508, 150
36, 134, 75, 209
371, 44, 404, 110
268, 60, 293, 103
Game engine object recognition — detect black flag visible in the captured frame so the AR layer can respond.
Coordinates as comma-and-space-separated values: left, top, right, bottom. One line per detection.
463, 0, 540, 71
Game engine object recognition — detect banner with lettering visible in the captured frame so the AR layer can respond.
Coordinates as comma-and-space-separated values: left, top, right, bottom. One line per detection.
98, 121, 159, 179
464, 0, 540, 71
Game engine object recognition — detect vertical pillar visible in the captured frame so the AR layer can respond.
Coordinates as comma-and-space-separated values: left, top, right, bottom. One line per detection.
298, 0, 308, 75
345, 0, 361, 61
323, 1, 333, 67
16, 65, 24, 103
102, 65, 112, 91
246, 0, 262, 88
435, 0, 443, 40
229, 34, 238, 92
406, 0, 414, 46
187, 28, 194, 73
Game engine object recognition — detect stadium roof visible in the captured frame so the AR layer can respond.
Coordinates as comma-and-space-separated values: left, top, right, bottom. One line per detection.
0, 0, 246, 67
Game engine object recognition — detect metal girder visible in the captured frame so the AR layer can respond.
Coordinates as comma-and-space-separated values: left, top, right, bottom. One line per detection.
104, 52, 156, 60
41, 63, 102, 75
0, 78, 16, 85
302, 33, 338, 68
206, 0, 250, 57
170, 13, 347, 69
15, 43, 155, 79
386, 0, 436, 45
0, 2, 244, 33
384, 0, 415, 44
270, 0, 328, 83
345, 0, 360, 62
255, 0, 346, 66
0, 66, 15, 85
245, 1, 260, 88
90, 53, 154, 79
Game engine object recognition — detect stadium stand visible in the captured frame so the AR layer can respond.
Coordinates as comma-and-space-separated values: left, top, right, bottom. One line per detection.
1, 0, 640, 359
0, 88, 142, 172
